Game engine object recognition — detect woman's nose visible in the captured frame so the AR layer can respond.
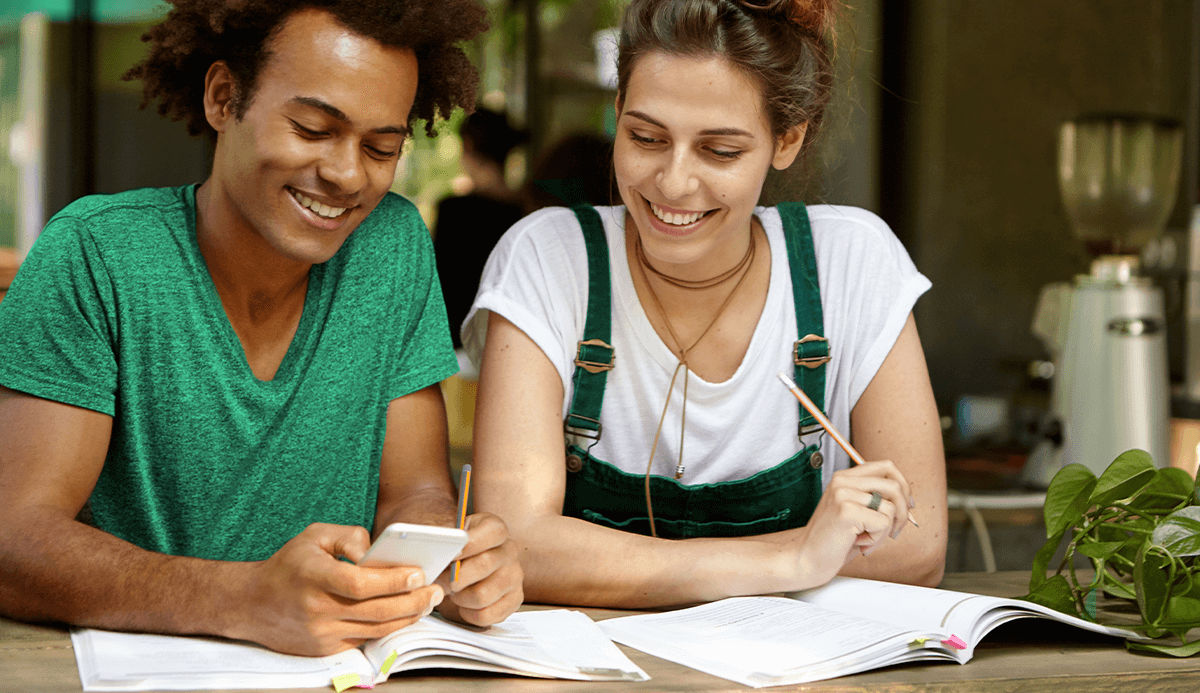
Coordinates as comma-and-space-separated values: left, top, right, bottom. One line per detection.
655, 151, 699, 200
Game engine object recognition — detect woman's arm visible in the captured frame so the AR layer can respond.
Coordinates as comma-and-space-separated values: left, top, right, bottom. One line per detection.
836, 313, 948, 586
472, 313, 913, 608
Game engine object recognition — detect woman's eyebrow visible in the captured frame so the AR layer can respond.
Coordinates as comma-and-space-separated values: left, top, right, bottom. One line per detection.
623, 110, 753, 138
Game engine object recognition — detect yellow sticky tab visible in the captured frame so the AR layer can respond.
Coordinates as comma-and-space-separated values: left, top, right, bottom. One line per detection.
379, 650, 399, 677
332, 672, 361, 692
909, 637, 930, 648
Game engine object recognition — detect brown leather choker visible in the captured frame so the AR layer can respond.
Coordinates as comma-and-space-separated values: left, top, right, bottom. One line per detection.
635, 229, 754, 290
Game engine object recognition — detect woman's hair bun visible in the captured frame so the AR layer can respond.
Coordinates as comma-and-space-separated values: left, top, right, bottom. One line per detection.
736, 0, 836, 37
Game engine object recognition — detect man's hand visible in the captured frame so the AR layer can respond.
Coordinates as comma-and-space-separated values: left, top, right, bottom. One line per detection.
235, 523, 444, 656
434, 512, 523, 626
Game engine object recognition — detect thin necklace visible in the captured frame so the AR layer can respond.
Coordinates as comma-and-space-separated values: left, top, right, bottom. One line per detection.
635, 232, 754, 290
636, 229, 757, 537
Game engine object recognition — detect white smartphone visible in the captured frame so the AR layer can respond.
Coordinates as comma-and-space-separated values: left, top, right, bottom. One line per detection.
359, 522, 469, 584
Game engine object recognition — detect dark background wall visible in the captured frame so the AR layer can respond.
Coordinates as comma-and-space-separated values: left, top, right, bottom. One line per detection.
882, 0, 1198, 411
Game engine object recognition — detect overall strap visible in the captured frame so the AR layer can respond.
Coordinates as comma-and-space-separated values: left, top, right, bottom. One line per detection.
564, 204, 615, 443
777, 202, 831, 436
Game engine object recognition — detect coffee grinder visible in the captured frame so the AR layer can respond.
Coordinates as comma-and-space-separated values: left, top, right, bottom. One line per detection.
1024, 114, 1184, 485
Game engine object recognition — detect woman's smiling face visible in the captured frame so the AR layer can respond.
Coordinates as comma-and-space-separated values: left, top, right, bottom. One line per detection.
614, 51, 805, 276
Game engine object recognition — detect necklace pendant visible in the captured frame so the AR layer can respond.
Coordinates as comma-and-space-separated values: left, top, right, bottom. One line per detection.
674, 464, 685, 480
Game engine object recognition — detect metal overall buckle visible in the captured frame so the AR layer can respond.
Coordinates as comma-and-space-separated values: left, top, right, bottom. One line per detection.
793, 334, 831, 369
574, 338, 616, 374
563, 416, 602, 473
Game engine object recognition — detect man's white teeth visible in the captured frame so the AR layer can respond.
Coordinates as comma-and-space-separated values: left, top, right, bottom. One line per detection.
650, 202, 704, 226
292, 190, 347, 219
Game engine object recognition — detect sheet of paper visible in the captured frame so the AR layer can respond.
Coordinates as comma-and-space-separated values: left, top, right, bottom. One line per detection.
363, 610, 647, 682
71, 629, 369, 692
600, 596, 916, 687
791, 577, 981, 635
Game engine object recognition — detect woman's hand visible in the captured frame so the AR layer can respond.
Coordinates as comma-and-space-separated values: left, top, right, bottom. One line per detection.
788, 460, 913, 588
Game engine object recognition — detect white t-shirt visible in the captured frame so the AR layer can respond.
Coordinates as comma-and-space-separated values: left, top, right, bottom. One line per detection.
463, 205, 930, 487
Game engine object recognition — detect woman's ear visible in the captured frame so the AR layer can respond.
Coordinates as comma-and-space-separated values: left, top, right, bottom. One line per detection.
771, 122, 809, 171
203, 61, 236, 134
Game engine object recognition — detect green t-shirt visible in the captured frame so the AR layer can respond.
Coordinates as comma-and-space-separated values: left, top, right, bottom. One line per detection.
0, 185, 458, 561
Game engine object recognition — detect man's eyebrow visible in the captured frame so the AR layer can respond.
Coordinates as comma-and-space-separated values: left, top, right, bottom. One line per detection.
289, 96, 408, 136
623, 110, 753, 138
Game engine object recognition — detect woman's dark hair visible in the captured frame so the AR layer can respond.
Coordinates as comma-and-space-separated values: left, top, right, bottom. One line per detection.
460, 107, 528, 169
616, 0, 837, 149
125, 0, 489, 139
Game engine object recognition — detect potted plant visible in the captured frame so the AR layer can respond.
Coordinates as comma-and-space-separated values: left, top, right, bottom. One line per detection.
1024, 449, 1200, 655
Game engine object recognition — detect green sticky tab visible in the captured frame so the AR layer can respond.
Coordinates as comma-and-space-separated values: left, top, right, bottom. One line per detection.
332, 672, 361, 692
909, 637, 930, 648
1084, 588, 1098, 621
379, 650, 399, 678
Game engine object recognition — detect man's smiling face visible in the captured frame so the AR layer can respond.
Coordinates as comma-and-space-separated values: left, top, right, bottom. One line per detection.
209, 8, 418, 265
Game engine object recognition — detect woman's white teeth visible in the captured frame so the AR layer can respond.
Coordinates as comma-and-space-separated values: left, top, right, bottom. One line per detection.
292, 190, 347, 219
650, 202, 703, 226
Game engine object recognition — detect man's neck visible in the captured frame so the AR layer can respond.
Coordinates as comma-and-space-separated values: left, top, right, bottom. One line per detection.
194, 179, 312, 326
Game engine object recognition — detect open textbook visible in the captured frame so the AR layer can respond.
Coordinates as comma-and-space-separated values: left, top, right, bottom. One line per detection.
599, 576, 1143, 688
71, 609, 647, 692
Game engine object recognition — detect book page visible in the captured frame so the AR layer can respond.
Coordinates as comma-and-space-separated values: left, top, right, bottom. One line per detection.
790, 577, 994, 638
70, 628, 371, 692
600, 596, 919, 687
363, 610, 647, 682
789, 577, 1141, 646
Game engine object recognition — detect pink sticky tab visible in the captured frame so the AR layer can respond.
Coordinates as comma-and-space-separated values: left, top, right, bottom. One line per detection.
942, 634, 967, 650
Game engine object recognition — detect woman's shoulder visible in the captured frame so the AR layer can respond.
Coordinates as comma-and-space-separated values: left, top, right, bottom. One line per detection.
802, 204, 893, 239
765, 203, 908, 257
492, 204, 625, 258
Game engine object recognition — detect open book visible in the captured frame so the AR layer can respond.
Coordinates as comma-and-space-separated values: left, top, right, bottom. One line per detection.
71, 609, 648, 691
599, 576, 1142, 688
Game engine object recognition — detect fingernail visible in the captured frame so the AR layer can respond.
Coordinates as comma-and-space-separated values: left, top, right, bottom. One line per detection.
909, 496, 916, 509
863, 544, 877, 557
891, 525, 904, 540
407, 572, 425, 590
431, 586, 445, 608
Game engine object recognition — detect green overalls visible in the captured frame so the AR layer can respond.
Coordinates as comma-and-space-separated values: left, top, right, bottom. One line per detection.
561, 203, 832, 539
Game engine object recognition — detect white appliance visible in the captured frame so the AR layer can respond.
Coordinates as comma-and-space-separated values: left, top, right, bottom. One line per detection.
1023, 114, 1183, 485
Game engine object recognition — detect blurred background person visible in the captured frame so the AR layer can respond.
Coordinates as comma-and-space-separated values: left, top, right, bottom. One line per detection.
523, 133, 614, 214
434, 107, 526, 351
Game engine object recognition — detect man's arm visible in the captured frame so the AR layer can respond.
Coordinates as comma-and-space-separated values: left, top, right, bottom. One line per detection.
0, 385, 439, 655
372, 384, 523, 627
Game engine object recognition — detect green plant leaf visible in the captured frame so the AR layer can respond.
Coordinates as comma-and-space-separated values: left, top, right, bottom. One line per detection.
1090, 449, 1156, 507
1021, 574, 1078, 616
1101, 576, 1137, 600
1130, 468, 1196, 513
1150, 507, 1200, 558
1135, 543, 1172, 626
1077, 541, 1127, 561
1162, 595, 1200, 627
1044, 464, 1097, 538
1126, 638, 1200, 657
1029, 528, 1066, 590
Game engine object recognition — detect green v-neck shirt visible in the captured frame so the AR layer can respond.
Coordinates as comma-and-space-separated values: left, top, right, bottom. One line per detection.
0, 185, 457, 561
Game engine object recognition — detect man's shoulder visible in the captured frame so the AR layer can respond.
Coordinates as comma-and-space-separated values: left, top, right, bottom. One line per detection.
47, 186, 192, 249
54, 186, 190, 225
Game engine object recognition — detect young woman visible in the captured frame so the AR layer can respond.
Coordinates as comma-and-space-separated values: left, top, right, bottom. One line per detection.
464, 0, 947, 608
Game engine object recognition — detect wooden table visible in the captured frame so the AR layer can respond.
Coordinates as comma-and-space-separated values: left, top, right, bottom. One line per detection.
5, 571, 1200, 693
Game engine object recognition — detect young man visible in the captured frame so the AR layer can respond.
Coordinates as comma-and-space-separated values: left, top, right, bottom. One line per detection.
0, 0, 522, 656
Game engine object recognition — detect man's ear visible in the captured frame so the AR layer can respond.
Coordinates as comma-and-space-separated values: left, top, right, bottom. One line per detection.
203, 61, 237, 133
771, 121, 808, 171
